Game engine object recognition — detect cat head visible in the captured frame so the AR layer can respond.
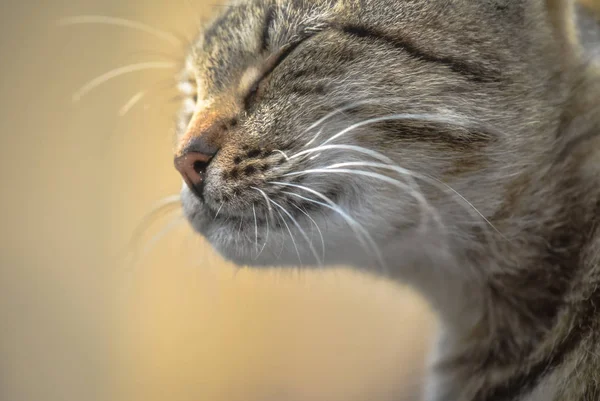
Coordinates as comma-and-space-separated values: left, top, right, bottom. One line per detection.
174, 0, 582, 271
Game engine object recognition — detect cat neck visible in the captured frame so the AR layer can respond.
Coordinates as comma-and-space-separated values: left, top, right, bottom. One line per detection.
431, 64, 600, 367
423, 108, 600, 401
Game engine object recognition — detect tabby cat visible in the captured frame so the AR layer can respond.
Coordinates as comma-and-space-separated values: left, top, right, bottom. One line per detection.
173, 0, 600, 400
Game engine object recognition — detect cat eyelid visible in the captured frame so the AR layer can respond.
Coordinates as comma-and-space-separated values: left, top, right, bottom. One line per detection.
242, 34, 314, 110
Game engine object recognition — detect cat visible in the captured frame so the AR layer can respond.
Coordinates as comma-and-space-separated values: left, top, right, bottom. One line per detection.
172, 0, 600, 400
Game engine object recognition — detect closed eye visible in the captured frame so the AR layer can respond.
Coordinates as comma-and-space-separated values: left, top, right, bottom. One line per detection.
242, 22, 500, 111
243, 35, 315, 110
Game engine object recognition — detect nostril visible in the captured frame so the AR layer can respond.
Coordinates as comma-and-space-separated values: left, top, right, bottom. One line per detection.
193, 160, 207, 175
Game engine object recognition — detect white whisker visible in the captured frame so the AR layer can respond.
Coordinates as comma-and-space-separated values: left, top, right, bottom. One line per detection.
251, 187, 272, 258
57, 15, 182, 47
273, 209, 286, 260
325, 161, 432, 225
428, 176, 507, 242
126, 194, 182, 256
259, 205, 270, 257
274, 205, 302, 266
284, 167, 435, 229
138, 214, 186, 260
214, 201, 225, 220
237, 216, 244, 238
291, 143, 395, 163
295, 160, 504, 241
304, 127, 324, 148
270, 181, 387, 271
285, 168, 411, 190
301, 97, 410, 147
269, 198, 323, 266
325, 161, 505, 240
320, 113, 480, 148
252, 204, 259, 255
290, 203, 326, 264
251, 187, 274, 220
73, 61, 177, 102
119, 90, 148, 116
272, 150, 290, 161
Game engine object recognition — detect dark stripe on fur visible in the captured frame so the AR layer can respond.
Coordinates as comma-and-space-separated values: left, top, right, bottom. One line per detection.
339, 25, 500, 83
261, 6, 276, 51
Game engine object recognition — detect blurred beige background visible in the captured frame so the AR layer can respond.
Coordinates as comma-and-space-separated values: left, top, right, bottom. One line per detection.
1, 1, 595, 401
0, 2, 434, 400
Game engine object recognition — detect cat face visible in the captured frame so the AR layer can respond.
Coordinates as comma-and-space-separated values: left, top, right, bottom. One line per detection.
175, 0, 569, 269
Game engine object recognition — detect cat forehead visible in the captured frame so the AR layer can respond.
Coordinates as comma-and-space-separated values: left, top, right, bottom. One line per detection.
192, 0, 516, 42
187, 0, 337, 81
184, 0, 525, 91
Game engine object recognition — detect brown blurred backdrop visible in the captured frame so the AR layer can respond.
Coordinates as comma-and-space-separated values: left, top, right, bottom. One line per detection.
1, 1, 596, 401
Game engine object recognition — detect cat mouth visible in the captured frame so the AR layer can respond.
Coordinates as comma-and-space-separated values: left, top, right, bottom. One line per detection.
205, 181, 340, 225
180, 181, 344, 267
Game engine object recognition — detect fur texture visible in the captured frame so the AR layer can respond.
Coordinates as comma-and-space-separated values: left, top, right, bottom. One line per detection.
175, 1, 600, 399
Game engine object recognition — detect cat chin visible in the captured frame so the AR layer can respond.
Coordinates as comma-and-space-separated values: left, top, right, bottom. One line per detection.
181, 186, 459, 272
189, 216, 382, 269
180, 193, 318, 267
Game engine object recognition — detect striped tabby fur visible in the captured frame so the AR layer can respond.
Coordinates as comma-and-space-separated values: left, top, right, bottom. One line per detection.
175, 1, 600, 399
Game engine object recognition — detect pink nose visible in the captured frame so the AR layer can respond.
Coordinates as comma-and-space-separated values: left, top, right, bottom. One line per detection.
174, 151, 213, 194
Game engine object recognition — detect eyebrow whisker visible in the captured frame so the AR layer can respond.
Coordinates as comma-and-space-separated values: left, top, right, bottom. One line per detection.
119, 90, 148, 117
73, 61, 177, 102
57, 15, 183, 47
